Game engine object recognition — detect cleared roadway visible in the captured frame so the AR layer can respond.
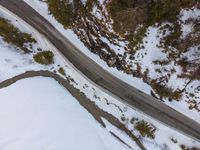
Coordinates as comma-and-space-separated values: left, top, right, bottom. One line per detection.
0, 0, 200, 141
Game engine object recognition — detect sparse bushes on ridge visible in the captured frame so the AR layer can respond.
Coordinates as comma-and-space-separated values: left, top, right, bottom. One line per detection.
58, 67, 66, 75
47, 0, 97, 28
109, 0, 199, 48
0, 17, 36, 53
33, 51, 54, 65
135, 120, 156, 139
151, 81, 182, 100
148, 0, 180, 25
47, 0, 75, 28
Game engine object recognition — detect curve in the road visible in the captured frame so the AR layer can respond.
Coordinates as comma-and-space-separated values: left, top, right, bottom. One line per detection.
0, 0, 200, 141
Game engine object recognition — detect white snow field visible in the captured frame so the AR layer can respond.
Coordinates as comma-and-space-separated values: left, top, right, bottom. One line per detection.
0, 77, 136, 150
0, 2, 200, 149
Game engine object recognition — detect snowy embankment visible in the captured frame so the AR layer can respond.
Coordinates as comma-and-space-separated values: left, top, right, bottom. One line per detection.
0, 2, 199, 150
0, 77, 134, 150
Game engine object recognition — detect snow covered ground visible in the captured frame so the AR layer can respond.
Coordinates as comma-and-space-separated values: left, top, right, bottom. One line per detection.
0, 77, 136, 150
23, 0, 200, 124
0, 2, 200, 150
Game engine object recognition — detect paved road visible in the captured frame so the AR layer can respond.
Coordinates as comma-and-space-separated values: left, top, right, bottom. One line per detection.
0, 0, 200, 141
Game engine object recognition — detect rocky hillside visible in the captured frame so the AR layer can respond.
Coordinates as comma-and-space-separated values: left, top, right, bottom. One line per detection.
46, 0, 200, 111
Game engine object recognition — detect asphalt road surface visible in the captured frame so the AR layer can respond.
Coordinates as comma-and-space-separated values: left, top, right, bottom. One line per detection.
1, 0, 200, 141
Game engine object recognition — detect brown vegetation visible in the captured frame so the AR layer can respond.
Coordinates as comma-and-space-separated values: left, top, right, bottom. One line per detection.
0, 17, 36, 53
